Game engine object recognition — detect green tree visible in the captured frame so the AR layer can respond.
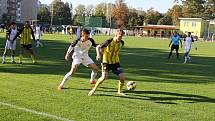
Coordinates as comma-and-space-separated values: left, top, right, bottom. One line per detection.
37, 7, 51, 24
95, 3, 106, 16
75, 4, 85, 16
51, 0, 72, 25
145, 8, 162, 25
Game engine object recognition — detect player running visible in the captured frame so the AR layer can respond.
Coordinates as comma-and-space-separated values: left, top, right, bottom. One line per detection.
88, 29, 126, 96
35, 24, 43, 48
183, 32, 197, 63
58, 29, 98, 90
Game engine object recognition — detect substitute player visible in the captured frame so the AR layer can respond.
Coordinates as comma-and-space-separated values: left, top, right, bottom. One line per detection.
183, 32, 197, 63
58, 29, 98, 90
168, 31, 182, 59
12, 21, 37, 64
88, 29, 126, 96
2, 22, 18, 64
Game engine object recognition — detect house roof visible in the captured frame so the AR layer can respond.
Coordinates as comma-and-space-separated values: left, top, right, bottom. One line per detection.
135, 25, 178, 30
178, 18, 204, 20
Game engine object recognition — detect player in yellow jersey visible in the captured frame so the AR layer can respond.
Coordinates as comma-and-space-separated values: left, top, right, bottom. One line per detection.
12, 21, 36, 64
88, 29, 126, 96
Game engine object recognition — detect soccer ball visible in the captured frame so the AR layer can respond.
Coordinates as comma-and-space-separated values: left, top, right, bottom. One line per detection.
126, 81, 136, 91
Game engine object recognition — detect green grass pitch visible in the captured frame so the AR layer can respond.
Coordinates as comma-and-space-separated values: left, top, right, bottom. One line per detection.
0, 33, 215, 121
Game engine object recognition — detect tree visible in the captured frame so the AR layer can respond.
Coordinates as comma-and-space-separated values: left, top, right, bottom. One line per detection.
112, 0, 128, 28
75, 4, 86, 16
85, 5, 94, 16
51, 0, 72, 25
37, 7, 51, 24
157, 16, 173, 25
182, 0, 206, 18
95, 3, 106, 16
144, 8, 162, 25
166, 4, 182, 26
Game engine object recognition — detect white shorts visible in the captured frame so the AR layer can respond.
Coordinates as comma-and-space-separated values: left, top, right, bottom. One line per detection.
35, 34, 41, 40
5, 40, 16, 50
184, 46, 191, 53
72, 55, 94, 67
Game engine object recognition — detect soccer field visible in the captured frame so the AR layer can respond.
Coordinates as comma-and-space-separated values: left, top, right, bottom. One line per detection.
0, 33, 215, 121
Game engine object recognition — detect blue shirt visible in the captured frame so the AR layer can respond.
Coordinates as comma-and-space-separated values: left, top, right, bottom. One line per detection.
171, 35, 180, 45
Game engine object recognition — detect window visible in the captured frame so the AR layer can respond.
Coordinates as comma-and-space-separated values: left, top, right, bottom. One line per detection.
184, 21, 189, 27
192, 22, 196, 27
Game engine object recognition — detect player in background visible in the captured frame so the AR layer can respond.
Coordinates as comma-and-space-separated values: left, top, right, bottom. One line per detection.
88, 29, 126, 96
183, 32, 197, 63
2, 22, 18, 64
12, 21, 37, 64
35, 24, 43, 47
168, 31, 182, 59
58, 29, 98, 90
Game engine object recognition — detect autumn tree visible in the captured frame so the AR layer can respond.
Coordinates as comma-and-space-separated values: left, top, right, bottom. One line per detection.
112, 0, 128, 28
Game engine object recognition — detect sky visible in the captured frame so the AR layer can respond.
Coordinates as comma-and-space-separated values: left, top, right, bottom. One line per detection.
39, 0, 175, 13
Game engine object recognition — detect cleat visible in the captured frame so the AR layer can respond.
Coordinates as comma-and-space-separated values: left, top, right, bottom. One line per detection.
19, 62, 23, 64
88, 89, 95, 96
57, 85, 64, 90
117, 92, 126, 96
2, 61, 5, 64
90, 80, 96, 84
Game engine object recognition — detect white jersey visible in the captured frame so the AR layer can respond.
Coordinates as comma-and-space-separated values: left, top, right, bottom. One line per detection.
8, 28, 17, 41
72, 38, 97, 58
35, 26, 41, 40
184, 36, 193, 53
5, 28, 18, 50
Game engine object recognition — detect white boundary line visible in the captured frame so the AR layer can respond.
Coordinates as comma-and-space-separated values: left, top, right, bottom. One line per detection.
0, 101, 74, 121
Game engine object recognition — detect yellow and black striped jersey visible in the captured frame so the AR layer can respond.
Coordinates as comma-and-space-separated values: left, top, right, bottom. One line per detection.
13, 26, 35, 45
100, 38, 124, 64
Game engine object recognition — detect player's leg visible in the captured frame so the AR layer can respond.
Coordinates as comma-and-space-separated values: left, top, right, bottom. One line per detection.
19, 45, 25, 64
10, 41, 16, 63
2, 49, 8, 64
84, 56, 98, 84
2, 40, 10, 63
113, 64, 125, 95
88, 63, 98, 84
88, 65, 108, 96
58, 58, 80, 90
168, 45, 174, 58
28, 45, 36, 64
175, 45, 179, 59
117, 73, 126, 96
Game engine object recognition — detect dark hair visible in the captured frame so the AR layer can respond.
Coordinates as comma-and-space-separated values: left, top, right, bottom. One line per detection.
10, 22, 16, 25
82, 29, 90, 35
188, 32, 191, 35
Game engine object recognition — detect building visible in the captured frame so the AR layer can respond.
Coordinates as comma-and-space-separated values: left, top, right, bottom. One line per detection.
179, 18, 210, 38
20, 0, 38, 23
134, 25, 178, 37
0, 0, 17, 22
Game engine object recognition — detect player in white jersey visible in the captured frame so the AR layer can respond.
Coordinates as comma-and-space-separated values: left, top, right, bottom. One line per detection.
58, 29, 98, 90
2, 22, 18, 64
35, 25, 43, 47
183, 32, 197, 63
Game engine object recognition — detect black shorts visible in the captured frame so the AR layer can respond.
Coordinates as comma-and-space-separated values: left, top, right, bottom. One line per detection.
21, 44, 32, 50
171, 45, 179, 51
102, 63, 123, 76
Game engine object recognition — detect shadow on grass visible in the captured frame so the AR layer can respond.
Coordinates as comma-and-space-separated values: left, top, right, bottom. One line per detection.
0, 36, 215, 85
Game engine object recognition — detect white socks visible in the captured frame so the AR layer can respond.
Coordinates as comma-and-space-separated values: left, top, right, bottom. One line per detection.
90, 70, 97, 82
59, 72, 72, 87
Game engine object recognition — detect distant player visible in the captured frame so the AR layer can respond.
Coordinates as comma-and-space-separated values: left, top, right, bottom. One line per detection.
2, 22, 18, 64
35, 24, 43, 47
168, 32, 182, 59
183, 32, 197, 63
12, 21, 37, 64
58, 29, 98, 90
88, 29, 126, 96
76, 26, 81, 39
